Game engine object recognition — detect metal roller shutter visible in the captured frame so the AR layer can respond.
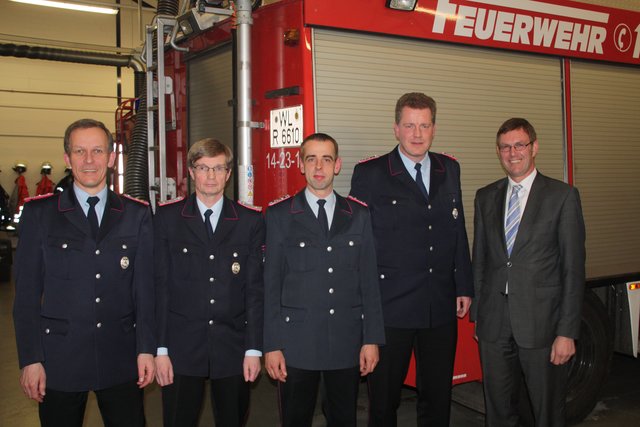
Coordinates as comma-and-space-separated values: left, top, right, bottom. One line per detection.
187, 44, 234, 197
571, 61, 640, 278
312, 28, 564, 241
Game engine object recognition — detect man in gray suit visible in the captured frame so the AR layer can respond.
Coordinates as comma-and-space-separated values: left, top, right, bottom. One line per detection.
471, 118, 585, 427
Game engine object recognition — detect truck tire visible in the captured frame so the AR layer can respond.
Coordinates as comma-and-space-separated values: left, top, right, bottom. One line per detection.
565, 289, 613, 424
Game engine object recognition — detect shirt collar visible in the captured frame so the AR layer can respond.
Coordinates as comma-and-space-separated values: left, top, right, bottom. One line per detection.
196, 195, 224, 220
508, 169, 537, 194
304, 188, 336, 214
397, 146, 431, 176
73, 184, 108, 210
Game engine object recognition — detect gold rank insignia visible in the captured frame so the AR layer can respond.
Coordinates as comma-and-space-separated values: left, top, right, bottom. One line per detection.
121, 256, 130, 269
232, 262, 241, 274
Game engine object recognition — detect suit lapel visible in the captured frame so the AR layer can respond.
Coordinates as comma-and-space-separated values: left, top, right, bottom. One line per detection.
428, 152, 446, 201
329, 193, 353, 238
291, 191, 324, 237
97, 191, 124, 242
489, 178, 509, 256
510, 174, 546, 256
213, 197, 238, 245
59, 188, 91, 237
181, 194, 209, 244
388, 148, 426, 202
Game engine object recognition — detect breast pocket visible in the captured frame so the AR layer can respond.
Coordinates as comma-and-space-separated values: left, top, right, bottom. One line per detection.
373, 196, 411, 230
108, 237, 138, 278
219, 244, 249, 281
335, 234, 362, 270
284, 239, 316, 272
447, 192, 461, 228
45, 236, 84, 279
171, 241, 202, 280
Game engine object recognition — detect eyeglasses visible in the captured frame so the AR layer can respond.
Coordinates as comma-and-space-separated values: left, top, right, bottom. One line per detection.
498, 141, 533, 153
192, 164, 229, 175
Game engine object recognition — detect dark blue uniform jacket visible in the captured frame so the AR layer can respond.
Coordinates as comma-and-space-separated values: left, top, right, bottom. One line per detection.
13, 189, 155, 392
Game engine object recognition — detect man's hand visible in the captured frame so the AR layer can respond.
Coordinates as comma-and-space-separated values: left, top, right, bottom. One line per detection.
550, 336, 575, 365
137, 353, 155, 388
20, 363, 46, 403
359, 344, 379, 376
155, 355, 174, 387
456, 296, 472, 318
265, 351, 287, 382
243, 356, 261, 382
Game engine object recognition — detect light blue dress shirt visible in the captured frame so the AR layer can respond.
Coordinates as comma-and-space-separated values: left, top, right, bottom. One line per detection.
398, 147, 431, 194
73, 184, 108, 226
304, 188, 336, 229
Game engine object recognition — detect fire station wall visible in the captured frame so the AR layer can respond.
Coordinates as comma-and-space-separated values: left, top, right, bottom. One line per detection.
312, 28, 565, 247
0, 1, 153, 197
187, 44, 235, 199
570, 61, 640, 278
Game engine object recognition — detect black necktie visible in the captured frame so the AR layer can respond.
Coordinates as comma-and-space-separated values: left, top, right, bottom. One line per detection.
204, 209, 214, 240
414, 163, 429, 199
87, 196, 100, 240
317, 199, 329, 237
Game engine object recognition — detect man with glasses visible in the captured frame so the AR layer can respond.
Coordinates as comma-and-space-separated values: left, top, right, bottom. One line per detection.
14, 118, 155, 426
471, 118, 586, 426
154, 138, 265, 427
264, 133, 385, 427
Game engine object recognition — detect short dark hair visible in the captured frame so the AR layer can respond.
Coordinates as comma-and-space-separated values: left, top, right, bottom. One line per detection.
64, 119, 114, 154
395, 92, 437, 124
496, 118, 537, 144
300, 133, 339, 159
188, 138, 234, 169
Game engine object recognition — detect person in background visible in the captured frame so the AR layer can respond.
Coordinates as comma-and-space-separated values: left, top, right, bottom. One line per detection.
154, 138, 264, 427
14, 118, 155, 427
350, 92, 473, 427
54, 167, 73, 193
36, 162, 54, 196
471, 117, 585, 427
264, 132, 385, 427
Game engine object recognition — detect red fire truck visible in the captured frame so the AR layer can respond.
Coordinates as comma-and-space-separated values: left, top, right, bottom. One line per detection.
118, 0, 640, 423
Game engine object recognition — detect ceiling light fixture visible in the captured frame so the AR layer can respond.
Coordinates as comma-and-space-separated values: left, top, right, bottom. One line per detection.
11, 0, 119, 15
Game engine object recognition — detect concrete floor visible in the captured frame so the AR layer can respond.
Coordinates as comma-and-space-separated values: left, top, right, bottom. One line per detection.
1, 244, 639, 426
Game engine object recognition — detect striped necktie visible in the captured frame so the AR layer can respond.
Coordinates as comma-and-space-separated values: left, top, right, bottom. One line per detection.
505, 185, 522, 256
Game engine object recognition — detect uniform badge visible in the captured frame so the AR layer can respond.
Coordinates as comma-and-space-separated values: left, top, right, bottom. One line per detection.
452, 208, 459, 220
121, 256, 130, 269
232, 262, 241, 274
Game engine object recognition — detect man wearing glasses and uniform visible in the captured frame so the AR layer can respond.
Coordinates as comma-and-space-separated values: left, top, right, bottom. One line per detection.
154, 138, 265, 427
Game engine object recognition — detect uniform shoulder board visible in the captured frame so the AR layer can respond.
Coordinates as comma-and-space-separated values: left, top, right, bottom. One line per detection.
122, 193, 150, 206
268, 194, 291, 206
24, 193, 55, 203
358, 155, 379, 164
347, 195, 368, 207
237, 200, 262, 212
158, 196, 185, 207
440, 152, 458, 161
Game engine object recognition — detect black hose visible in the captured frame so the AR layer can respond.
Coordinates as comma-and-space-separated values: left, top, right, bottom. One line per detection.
157, 0, 179, 16
124, 85, 150, 201
0, 43, 142, 71
123, 0, 179, 201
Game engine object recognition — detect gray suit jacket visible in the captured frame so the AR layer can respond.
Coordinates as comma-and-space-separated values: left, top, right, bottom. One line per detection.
471, 172, 585, 348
